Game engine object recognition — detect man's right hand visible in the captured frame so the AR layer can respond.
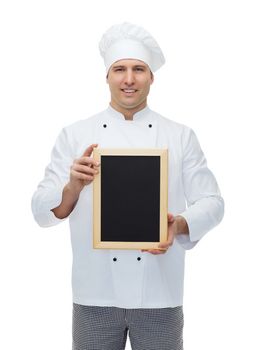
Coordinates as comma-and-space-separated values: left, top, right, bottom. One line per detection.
51, 144, 100, 219
68, 143, 100, 195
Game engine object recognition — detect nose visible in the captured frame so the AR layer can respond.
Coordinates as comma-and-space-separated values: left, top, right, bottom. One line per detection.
124, 69, 135, 85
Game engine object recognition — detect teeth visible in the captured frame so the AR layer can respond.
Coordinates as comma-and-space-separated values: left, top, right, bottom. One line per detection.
123, 89, 136, 92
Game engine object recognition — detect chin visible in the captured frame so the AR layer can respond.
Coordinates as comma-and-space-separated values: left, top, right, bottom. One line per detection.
122, 104, 139, 110
118, 100, 136, 108
122, 99, 145, 108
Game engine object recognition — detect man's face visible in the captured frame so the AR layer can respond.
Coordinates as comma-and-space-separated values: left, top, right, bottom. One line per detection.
106, 59, 154, 112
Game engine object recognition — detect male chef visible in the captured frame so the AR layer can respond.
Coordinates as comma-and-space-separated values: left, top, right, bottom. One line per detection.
32, 22, 224, 350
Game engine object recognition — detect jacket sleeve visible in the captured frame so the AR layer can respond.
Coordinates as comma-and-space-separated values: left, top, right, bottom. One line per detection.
31, 127, 73, 227
175, 127, 224, 250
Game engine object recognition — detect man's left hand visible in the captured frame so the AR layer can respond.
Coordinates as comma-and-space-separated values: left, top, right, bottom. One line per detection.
141, 213, 188, 255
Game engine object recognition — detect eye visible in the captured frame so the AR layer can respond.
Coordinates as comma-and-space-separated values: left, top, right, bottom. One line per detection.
135, 67, 145, 72
114, 68, 124, 72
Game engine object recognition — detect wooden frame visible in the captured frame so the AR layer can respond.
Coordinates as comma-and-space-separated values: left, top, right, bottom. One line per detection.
93, 148, 168, 249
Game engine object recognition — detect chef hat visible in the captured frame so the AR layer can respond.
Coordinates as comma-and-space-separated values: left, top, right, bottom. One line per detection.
99, 22, 165, 73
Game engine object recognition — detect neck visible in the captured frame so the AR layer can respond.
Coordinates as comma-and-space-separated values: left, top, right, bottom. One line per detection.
110, 100, 147, 120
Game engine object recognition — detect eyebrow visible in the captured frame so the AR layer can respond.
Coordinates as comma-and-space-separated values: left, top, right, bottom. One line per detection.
112, 64, 147, 69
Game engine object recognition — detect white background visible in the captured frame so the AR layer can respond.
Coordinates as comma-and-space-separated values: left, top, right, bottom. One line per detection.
0, 0, 258, 349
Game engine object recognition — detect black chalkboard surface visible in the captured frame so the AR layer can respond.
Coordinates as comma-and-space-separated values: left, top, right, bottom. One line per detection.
93, 149, 168, 249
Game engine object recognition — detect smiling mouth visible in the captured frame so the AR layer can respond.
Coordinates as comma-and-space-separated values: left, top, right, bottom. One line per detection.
121, 89, 138, 94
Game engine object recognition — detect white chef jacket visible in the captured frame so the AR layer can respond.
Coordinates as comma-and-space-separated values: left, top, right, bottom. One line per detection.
31, 105, 224, 309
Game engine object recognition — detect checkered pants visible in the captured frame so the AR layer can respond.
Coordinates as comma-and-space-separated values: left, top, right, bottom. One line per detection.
72, 303, 184, 350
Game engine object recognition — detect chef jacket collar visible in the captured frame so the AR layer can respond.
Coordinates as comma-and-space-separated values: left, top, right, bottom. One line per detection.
107, 104, 151, 121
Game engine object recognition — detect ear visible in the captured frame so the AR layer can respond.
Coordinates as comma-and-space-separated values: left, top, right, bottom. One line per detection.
150, 71, 154, 84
